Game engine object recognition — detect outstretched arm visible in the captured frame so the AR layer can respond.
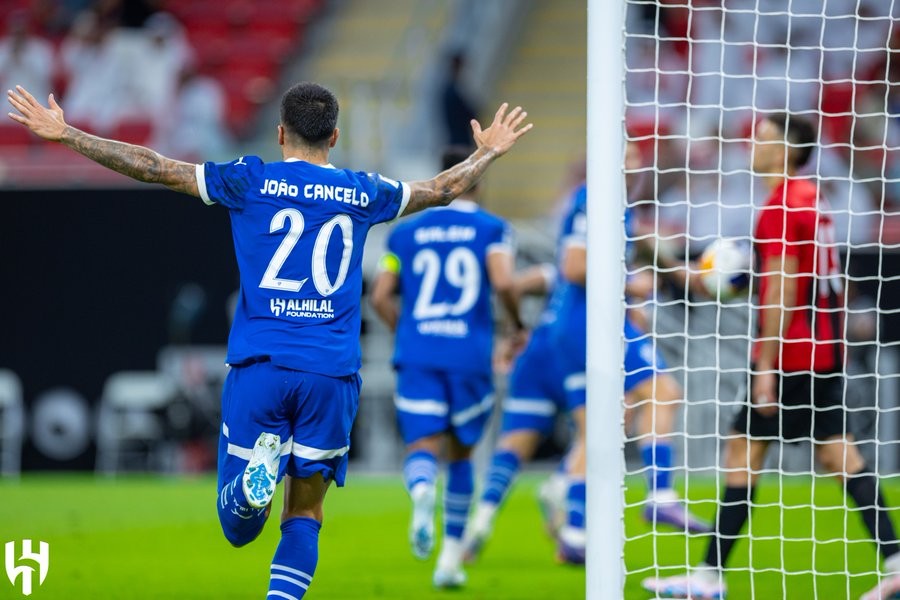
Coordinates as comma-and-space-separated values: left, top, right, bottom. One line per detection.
403, 103, 532, 217
8, 86, 199, 196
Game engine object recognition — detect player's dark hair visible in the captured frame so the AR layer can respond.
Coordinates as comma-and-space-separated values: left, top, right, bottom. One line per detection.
441, 146, 471, 171
764, 112, 816, 168
280, 82, 339, 147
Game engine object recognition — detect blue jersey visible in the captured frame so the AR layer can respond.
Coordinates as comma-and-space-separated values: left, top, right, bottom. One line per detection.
385, 200, 513, 376
552, 184, 587, 359
197, 156, 409, 377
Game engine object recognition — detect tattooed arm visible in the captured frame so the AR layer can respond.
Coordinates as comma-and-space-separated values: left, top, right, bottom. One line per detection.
403, 103, 533, 217
8, 86, 199, 196
61, 127, 199, 195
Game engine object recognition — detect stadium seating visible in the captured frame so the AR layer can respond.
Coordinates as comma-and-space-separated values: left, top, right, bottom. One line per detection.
0, 369, 24, 478
478, 0, 587, 218
95, 371, 179, 475
0, 123, 33, 146
164, 0, 323, 138
0, 0, 326, 185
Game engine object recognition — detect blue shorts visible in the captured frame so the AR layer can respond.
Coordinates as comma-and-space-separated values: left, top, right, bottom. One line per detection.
394, 366, 494, 447
552, 317, 667, 408
217, 360, 360, 492
500, 327, 567, 435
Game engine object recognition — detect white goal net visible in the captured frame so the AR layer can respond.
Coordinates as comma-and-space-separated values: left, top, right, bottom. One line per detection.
612, 0, 900, 597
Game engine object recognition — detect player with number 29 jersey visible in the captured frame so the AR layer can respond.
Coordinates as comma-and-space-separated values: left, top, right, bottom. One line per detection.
385, 201, 513, 378
373, 193, 517, 588
198, 156, 409, 376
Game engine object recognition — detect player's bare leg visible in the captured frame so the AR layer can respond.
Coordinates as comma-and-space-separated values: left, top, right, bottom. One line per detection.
630, 375, 711, 533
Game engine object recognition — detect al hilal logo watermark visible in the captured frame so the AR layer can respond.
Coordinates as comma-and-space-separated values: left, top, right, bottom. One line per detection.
5, 540, 49, 596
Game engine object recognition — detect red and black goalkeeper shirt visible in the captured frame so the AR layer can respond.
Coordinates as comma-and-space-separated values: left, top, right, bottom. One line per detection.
753, 178, 845, 373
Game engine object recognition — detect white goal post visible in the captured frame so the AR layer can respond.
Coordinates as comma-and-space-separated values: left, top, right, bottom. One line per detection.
586, 0, 627, 598
588, 0, 900, 598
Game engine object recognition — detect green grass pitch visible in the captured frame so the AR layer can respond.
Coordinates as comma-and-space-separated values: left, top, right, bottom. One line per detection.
0, 473, 895, 598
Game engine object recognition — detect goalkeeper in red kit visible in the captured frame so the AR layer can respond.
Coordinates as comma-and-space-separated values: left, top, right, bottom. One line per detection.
644, 113, 900, 600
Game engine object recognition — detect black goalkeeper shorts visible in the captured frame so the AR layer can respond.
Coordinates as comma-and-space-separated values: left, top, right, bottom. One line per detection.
731, 370, 847, 442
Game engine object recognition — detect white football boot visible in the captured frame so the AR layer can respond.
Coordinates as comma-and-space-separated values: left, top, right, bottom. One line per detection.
433, 537, 467, 589
242, 432, 281, 509
462, 502, 497, 563
409, 483, 436, 560
642, 565, 726, 599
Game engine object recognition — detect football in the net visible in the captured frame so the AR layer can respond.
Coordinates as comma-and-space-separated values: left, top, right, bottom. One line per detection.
697, 238, 752, 300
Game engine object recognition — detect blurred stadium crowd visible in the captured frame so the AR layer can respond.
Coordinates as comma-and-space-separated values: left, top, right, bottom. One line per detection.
0, 0, 322, 177
626, 0, 900, 251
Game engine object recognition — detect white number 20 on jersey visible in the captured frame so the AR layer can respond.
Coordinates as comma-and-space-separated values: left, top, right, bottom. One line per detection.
412, 247, 481, 319
259, 208, 353, 297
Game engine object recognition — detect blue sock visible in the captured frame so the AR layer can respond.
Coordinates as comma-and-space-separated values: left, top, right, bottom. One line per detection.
482, 450, 521, 506
403, 450, 438, 495
445, 459, 474, 540
217, 475, 268, 547
566, 479, 586, 529
268, 517, 320, 599
640, 441, 673, 495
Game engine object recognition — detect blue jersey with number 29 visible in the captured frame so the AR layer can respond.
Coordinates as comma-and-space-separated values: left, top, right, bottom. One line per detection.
197, 156, 409, 377
386, 200, 513, 376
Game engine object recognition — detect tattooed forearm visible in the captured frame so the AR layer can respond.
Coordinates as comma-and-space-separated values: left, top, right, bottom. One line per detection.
405, 146, 499, 216
60, 126, 199, 196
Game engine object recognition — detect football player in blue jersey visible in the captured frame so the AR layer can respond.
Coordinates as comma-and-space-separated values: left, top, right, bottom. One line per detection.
460, 262, 572, 560
552, 142, 710, 565
369, 146, 525, 588
8, 83, 532, 598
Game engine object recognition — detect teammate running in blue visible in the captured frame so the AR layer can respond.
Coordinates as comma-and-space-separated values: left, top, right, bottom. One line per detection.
460, 263, 573, 560
370, 147, 525, 589
7, 83, 532, 598
551, 142, 709, 563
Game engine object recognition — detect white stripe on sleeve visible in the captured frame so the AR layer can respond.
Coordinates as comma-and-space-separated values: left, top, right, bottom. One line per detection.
393, 182, 411, 220
195, 164, 213, 205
